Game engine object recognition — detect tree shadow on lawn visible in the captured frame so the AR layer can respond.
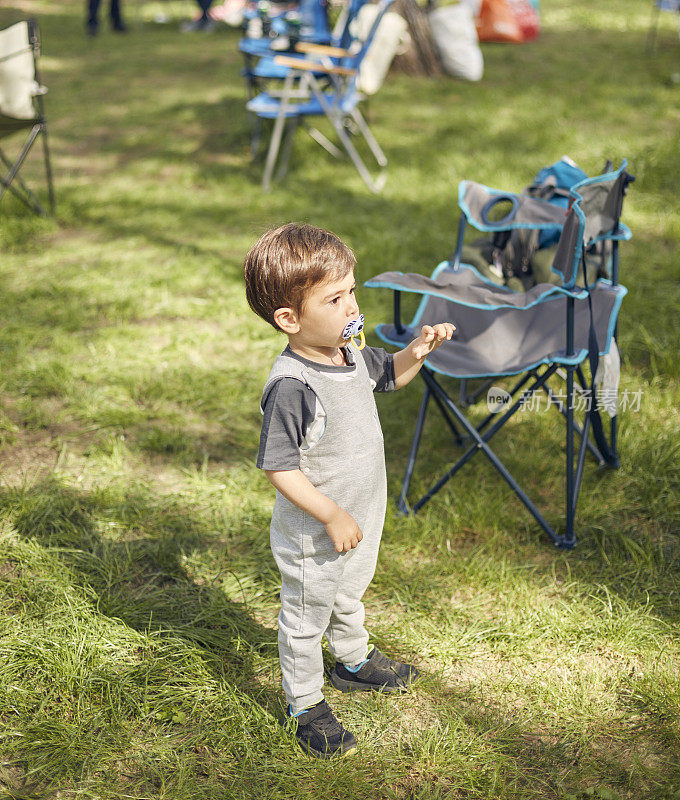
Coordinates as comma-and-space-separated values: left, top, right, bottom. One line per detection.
1, 480, 678, 797
0, 477, 283, 712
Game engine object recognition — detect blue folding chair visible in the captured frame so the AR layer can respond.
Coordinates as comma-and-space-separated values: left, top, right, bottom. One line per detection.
240, 0, 367, 98
246, 0, 393, 192
365, 161, 634, 549
647, 0, 680, 51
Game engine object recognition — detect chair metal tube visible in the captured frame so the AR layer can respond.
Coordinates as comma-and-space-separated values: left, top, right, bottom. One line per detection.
564, 295, 576, 547
572, 412, 591, 516
398, 383, 431, 514
417, 368, 565, 545
393, 290, 404, 335
450, 214, 467, 271
477, 371, 535, 433
543, 381, 604, 465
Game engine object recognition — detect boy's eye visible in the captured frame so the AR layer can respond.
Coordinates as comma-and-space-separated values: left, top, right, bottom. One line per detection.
330, 297, 339, 305
350, 286, 356, 294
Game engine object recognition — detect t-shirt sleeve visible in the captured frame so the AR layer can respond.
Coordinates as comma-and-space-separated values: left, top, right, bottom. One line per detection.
257, 378, 317, 470
360, 345, 396, 392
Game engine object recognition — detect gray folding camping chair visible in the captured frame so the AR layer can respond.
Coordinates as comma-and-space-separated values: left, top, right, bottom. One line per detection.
365, 161, 633, 549
0, 19, 54, 216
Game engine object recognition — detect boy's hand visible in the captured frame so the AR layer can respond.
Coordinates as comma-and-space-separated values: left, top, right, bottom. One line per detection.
324, 505, 363, 553
409, 323, 455, 361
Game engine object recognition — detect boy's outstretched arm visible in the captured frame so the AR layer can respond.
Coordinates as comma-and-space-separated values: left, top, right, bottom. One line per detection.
393, 323, 455, 390
265, 469, 363, 553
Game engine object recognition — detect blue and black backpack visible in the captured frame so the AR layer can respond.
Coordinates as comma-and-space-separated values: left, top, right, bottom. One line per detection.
462, 157, 606, 292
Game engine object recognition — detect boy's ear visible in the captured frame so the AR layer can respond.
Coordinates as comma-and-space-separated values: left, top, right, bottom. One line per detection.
273, 307, 301, 334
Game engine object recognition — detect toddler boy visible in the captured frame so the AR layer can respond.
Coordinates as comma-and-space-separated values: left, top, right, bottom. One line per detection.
244, 223, 454, 759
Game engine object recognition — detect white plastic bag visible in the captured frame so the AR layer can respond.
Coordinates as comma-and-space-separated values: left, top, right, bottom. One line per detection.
351, 4, 410, 95
0, 22, 41, 120
428, 3, 484, 82
595, 338, 621, 418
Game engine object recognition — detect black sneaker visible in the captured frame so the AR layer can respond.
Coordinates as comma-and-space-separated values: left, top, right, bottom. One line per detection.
287, 700, 357, 759
330, 647, 420, 693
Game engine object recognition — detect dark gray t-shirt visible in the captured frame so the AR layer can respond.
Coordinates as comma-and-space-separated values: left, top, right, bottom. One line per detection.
257, 344, 395, 471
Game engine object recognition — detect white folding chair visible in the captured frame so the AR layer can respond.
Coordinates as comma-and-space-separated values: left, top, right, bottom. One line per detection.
0, 20, 55, 216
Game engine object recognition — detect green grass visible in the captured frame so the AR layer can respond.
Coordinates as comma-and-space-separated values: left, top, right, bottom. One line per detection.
0, 0, 679, 797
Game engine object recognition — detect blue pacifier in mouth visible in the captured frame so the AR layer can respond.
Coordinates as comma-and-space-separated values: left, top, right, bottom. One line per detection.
342, 313, 365, 350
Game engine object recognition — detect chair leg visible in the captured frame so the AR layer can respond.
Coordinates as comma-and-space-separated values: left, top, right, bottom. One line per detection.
414, 366, 573, 547
572, 411, 591, 518
398, 383, 431, 514
430, 386, 465, 445
349, 107, 387, 167
542, 382, 605, 465
564, 366, 576, 548
477, 372, 535, 434
249, 114, 264, 159
316, 100, 386, 192
332, 115, 386, 192
306, 126, 344, 159
0, 126, 46, 215
41, 122, 55, 215
261, 72, 295, 192
274, 118, 299, 181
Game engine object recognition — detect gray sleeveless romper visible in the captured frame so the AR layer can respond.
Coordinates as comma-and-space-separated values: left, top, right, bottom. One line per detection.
262, 344, 388, 712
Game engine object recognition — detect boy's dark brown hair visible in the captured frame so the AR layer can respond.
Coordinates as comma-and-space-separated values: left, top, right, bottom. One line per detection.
244, 223, 356, 330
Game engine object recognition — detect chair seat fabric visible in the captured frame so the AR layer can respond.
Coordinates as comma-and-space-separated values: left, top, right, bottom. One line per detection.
247, 88, 358, 118
373, 273, 626, 378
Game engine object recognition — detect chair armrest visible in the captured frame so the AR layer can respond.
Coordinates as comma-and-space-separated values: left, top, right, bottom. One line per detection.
295, 42, 352, 58
273, 55, 356, 76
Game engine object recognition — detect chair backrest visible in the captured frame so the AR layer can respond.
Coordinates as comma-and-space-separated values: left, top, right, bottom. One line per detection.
296, 0, 331, 40
0, 20, 40, 121
551, 160, 632, 288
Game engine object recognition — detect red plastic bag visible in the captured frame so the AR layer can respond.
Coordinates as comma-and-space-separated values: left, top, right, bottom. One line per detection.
476, 0, 540, 43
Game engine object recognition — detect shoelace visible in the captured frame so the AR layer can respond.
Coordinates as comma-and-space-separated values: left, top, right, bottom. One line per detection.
310, 713, 343, 737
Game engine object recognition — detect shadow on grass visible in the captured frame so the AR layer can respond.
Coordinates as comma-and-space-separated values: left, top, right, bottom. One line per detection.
0, 477, 281, 711
1, 478, 679, 798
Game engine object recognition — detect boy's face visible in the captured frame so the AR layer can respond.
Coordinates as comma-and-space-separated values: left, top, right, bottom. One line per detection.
290, 269, 360, 350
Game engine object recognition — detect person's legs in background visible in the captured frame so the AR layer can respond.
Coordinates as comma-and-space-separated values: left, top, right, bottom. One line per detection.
86, 0, 102, 35
181, 0, 216, 31
86, 0, 127, 35
110, 0, 127, 32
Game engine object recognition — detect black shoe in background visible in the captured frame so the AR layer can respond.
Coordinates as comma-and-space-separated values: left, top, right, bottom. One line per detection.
330, 647, 420, 693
